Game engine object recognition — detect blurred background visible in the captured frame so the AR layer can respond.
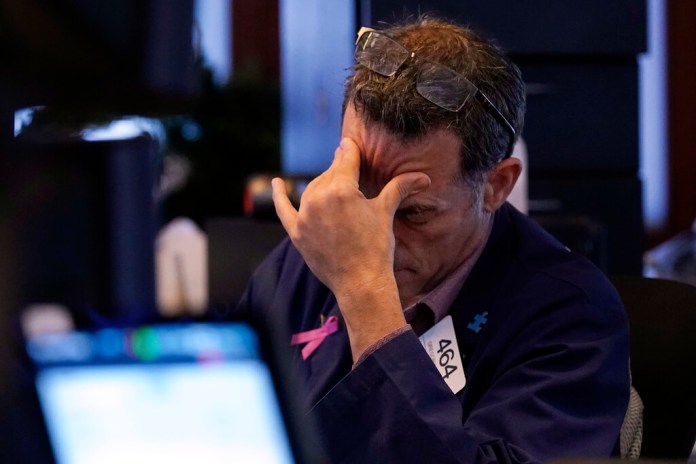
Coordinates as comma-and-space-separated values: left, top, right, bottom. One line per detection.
0, 0, 695, 460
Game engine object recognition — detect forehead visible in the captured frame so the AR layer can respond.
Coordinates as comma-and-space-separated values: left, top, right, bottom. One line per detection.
341, 105, 462, 185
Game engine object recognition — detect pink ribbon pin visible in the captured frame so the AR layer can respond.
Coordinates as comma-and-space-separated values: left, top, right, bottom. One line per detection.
290, 316, 340, 360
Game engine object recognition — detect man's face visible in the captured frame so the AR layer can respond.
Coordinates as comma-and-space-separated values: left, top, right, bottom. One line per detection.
341, 105, 494, 308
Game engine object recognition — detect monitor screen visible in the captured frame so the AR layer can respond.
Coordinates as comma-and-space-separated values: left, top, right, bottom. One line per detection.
26, 322, 296, 464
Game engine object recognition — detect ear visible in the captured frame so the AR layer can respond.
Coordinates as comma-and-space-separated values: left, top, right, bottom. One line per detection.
483, 157, 522, 212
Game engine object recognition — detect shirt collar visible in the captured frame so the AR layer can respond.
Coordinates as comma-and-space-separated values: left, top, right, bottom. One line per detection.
403, 229, 490, 323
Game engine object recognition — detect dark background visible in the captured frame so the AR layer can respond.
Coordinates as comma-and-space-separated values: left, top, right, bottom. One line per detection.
1, 1, 696, 461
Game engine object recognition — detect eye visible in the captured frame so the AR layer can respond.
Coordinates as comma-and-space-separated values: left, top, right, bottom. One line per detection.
396, 205, 437, 224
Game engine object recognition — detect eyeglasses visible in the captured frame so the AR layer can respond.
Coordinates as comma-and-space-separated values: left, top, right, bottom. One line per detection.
354, 27, 516, 158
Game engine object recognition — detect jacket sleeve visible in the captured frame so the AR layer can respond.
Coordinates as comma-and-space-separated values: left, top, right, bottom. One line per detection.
307, 301, 629, 464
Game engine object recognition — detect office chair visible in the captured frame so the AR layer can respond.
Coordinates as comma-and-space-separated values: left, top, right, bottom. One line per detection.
206, 174, 311, 309
611, 276, 696, 461
207, 216, 287, 309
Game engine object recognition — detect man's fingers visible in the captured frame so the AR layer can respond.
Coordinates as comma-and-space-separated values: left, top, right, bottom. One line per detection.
272, 177, 298, 233
334, 137, 361, 186
306, 142, 346, 193
380, 172, 432, 215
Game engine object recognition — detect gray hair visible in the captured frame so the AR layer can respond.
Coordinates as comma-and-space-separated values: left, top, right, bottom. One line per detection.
344, 16, 526, 185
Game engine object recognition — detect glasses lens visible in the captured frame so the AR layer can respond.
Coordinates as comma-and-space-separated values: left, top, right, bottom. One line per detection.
355, 32, 410, 77
416, 62, 477, 112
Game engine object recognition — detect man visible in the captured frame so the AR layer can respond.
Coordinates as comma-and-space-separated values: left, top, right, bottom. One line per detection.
238, 16, 630, 463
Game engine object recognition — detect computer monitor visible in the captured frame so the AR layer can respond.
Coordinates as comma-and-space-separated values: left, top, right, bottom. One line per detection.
23, 320, 318, 464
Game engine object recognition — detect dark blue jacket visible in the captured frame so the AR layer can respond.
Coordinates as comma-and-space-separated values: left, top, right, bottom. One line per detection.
238, 203, 630, 463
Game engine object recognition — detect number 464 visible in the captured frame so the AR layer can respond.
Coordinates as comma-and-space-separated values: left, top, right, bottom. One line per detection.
437, 339, 458, 380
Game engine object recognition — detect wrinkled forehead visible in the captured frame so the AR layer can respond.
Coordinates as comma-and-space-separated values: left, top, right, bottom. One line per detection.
359, 132, 433, 182
341, 105, 463, 195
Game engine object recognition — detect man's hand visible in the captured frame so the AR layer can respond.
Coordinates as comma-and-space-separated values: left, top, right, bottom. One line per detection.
272, 137, 430, 360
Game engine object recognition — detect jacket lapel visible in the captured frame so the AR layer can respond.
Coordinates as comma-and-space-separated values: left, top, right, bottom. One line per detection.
298, 301, 353, 408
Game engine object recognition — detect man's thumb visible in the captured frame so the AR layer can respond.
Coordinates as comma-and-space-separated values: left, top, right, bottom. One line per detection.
381, 172, 431, 213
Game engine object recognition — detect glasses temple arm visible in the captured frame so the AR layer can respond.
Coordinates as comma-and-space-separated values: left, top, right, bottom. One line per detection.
474, 91, 516, 158
356, 26, 376, 44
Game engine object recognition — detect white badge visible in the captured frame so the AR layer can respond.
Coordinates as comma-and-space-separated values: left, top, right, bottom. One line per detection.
418, 315, 466, 394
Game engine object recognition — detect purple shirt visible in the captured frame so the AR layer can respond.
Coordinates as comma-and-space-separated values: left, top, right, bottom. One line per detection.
354, 240, 487, 366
